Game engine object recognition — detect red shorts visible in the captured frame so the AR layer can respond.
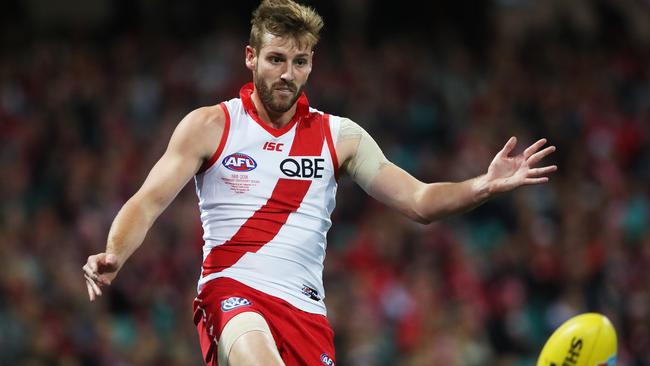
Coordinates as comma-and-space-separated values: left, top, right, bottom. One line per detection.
193, 277, 336, 366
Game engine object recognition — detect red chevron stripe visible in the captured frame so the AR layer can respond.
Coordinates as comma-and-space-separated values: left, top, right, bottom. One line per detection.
201, 111, 325, 276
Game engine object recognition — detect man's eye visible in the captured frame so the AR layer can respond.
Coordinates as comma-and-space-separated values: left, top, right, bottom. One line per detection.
296, 59, 307, 66
270, 57, 282, 63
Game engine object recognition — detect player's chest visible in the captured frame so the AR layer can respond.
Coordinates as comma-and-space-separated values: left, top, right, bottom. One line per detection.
217, 126, 332, 184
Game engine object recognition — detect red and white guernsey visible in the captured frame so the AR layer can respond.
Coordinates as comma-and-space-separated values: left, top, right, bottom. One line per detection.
194, 83, 340, 315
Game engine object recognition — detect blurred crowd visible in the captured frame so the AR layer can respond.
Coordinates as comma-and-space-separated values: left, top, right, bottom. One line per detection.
1, 0, 649, 365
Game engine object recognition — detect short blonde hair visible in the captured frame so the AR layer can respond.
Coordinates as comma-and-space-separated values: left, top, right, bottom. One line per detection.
250, 0, 324, 52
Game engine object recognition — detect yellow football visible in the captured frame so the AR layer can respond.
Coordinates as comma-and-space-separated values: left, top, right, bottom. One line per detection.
537, 313, 617, 366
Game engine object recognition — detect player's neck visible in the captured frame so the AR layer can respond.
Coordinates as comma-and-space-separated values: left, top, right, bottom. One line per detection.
250, 91, 297, 129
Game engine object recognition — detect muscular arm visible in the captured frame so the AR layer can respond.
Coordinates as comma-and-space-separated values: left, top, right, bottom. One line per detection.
366, 166, 490, 224
83, 105, 225, 299
336, 119, 556, 224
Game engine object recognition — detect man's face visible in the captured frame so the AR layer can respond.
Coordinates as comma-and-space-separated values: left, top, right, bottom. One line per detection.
246, 33, 313, 114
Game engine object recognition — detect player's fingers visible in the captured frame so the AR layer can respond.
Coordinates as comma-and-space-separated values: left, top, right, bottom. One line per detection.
524, 177, 549, 185
527, 145, 556, 165
528, 165, 557, 177
498, 136, 517, 157
82, 263, 100, 282
523, 138, 547, 159
85, 274, 103, 296
97, 275, 112, 286
86, 279, 95, 301
88, 255, 98, 273
86, 277, 100, 301
82, 264, 94, 279
84, 273, 97, 287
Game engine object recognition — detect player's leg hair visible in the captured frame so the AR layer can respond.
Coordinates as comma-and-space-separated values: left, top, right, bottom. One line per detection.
219, 311, 285, 366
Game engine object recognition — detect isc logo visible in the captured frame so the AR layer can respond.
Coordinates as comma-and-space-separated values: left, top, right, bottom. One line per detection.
222, 153, 257, 172
263, 142, 284, 151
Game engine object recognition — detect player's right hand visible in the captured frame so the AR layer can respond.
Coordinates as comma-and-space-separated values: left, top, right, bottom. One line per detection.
82, 253, 119, 301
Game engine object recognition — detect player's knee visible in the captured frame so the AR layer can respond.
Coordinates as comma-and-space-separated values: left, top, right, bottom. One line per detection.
219, 312, 284, 366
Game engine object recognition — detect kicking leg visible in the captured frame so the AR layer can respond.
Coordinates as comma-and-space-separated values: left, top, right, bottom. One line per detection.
219, 311, 285, 366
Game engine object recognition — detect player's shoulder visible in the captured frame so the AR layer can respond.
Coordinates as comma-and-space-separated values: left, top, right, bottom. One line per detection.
170, 104, 228, 157
338, 117, 365, 138
309, 110, 362, 134
183, 104, 227, 131
308, 108, 346, 122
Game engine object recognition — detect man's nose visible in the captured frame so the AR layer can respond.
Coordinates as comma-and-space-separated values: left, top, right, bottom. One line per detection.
280, 64, 295, 82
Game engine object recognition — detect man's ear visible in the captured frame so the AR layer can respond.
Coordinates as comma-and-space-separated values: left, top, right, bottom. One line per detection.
245, 46, 256, 71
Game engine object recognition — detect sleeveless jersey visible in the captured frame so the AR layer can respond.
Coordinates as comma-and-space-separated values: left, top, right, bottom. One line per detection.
194, 83, 341, 315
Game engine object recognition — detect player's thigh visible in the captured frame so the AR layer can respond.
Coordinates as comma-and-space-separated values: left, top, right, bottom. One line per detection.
228, 330, 285, 366
219, 311, 285, 366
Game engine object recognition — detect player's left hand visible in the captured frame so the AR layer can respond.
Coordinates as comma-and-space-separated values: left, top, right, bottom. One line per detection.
83, 253, 119, 301
485, 137, 557, 193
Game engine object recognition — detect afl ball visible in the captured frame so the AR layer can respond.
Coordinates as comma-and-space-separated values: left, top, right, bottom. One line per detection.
537, 313, 617, 366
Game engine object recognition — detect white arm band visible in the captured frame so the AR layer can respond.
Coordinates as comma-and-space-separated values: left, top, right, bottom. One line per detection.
338, 118, 391, 192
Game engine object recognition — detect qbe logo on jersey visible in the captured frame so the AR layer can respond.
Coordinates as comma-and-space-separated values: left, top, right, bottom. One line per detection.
280, 157, 325, 178
222, 153, 257, 172
220, 297, 252, 312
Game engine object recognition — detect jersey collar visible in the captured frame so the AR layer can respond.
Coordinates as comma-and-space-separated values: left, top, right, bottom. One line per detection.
239, 82, 310, 138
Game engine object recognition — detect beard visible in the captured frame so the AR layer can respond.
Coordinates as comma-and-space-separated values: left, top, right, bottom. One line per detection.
255, 77, 303, 114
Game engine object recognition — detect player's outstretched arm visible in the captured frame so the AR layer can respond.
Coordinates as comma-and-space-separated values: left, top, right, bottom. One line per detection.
338, 120, 556, 224
404, 136, 556, 223
83, 106, 225, 301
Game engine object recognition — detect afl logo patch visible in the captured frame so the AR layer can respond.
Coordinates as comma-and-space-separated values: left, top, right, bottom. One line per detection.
221, 297, 252, 312
222, 153, 257, 172
320, 353, 335, 366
